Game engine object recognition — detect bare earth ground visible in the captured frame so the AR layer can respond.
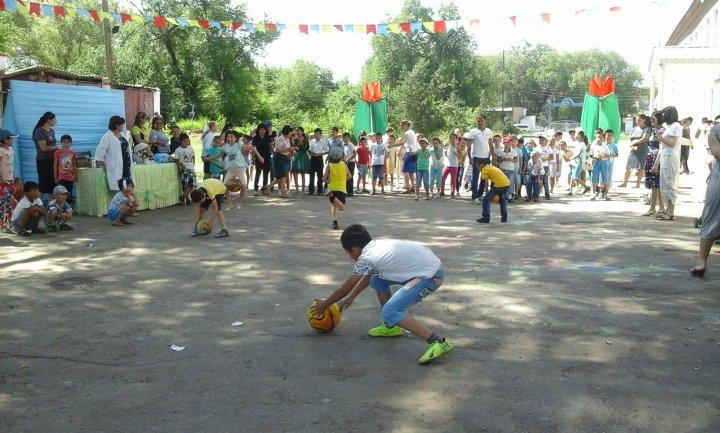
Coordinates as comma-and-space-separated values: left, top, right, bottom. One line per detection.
1, 144, 719, 433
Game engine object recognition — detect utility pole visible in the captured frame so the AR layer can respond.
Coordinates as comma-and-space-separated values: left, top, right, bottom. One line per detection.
101, 0, 115, 86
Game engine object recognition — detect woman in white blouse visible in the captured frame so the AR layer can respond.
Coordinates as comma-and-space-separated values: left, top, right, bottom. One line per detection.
650, 106, 682, 221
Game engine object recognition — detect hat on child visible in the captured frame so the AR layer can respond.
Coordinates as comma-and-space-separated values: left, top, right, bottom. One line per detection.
503, 136, 512, 144
53, 185, 68, 195
328, 146, 344, 163
0, 130, 16, 141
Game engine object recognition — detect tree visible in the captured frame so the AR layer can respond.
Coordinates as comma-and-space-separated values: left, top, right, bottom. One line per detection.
362, 0, 497, 135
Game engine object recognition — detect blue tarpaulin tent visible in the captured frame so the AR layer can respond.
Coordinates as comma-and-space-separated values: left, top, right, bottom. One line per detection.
3, 80, 125, 182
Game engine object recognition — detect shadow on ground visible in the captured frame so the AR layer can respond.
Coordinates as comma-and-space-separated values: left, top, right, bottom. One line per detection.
1, 189, 719, 433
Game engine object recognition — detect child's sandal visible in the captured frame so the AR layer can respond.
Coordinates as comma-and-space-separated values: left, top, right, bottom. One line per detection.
215, 228, 230, 238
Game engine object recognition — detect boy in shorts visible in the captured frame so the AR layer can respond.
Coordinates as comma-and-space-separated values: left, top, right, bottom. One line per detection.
323, 146, 351, 230
190, 178, 240, 238
11, 181, 47, 236
173, 133, 195, 205
108, 180, 139, 226
369, 133, 388, 195
313, 224, 453, 365
46, 185, 74, 232
355, 136, 370, 193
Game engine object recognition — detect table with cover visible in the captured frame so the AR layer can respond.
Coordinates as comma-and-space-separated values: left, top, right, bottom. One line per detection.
75, 164, 181, 217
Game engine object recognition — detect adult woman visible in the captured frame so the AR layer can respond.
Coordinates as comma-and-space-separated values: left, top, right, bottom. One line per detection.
291, 126, 310, 193
149, 117, 170, 154
252, 123, 272, 195
397, 120, 417, 193
272, 125, 295, 198
32, 112, 60, 198
621, 114, 651, 188
643, 111, 665, 216
651, 106, 682, 220
95, 116, 133, 191
691, 124, 720, 277
130, 112, 151, 146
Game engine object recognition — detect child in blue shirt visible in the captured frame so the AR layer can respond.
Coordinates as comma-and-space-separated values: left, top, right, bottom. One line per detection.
203, 135, 224, 180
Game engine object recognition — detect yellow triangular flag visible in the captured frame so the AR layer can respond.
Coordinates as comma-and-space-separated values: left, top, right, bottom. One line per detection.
388, 23, 400, 33
17, 1, 29, 13
65, 8, 77, 19
98, 11, 112, 22
422, 22, 433, 32
166, 17, 178, 26
187, 19, 200, 27
256, 22, 266, 32
321, 24, 331, 32
131, 14, 145, 24
354, 24, 365, 33
221, 20, 233, 29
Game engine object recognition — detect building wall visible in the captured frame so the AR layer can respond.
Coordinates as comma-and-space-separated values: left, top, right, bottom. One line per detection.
653, 61, 720, 119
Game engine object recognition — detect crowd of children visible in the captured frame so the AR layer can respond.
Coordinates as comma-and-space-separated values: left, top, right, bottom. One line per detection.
3, 110, 711, 237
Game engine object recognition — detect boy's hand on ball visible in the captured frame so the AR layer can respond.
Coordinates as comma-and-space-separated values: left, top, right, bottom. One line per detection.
311, 300, 327, 315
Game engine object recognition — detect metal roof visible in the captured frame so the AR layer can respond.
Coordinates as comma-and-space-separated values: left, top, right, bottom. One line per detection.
0, 65, 157, 91
666, 0, 719, 46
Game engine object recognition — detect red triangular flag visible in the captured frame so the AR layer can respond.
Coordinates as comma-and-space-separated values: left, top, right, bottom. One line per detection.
399, 22, 410, 33
433, 20, 446, 34
231, 21, 242, 31
299, 24, 308, 34
88, 10, 100, 21
366, 24, 376, 34
266, 23, 277, 32
541, 13, 550, 24
29, 2, 41, 16
609, 6, 621, 12
333, 24, 343, 32
120, 13, 132, 23
469, 18, 480, 26
509, 16, 517, 26
153, 16, 167, 29
198, 19, 209, 29
0, 1, 5, 12
53, 6, 66, 18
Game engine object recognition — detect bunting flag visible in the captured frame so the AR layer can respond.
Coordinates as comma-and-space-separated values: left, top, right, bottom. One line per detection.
0, 1, 627, 35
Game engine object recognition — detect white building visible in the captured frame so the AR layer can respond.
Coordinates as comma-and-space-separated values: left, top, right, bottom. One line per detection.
649, 0, 720, 120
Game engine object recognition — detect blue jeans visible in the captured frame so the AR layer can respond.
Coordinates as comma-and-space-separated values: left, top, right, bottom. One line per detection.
370, 269, 445, 327
591, 160, 609, 185
482, 186, 508, 220
415, 169, 429, 190
526, 175, 540, 198
501, 169, 516, 196
470, 157, 490, 200
541, 167, 550, 198
429, 167, 442, 191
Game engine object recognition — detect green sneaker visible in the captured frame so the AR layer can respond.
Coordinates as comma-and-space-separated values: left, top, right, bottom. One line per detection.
418, 340, 453, 365
368, 324, 405, 337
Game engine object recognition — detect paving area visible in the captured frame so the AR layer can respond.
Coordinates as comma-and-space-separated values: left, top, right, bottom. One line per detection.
1, 144, 719, 433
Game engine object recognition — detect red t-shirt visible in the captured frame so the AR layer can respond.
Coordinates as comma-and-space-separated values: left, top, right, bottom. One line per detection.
54, 148, 77, 182
356, 145, 370, 165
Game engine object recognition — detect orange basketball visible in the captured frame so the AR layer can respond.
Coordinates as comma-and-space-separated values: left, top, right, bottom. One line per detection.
307, 301, 341, 333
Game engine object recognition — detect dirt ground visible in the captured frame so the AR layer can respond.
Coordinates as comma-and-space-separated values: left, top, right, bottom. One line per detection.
1, 144, 719, 433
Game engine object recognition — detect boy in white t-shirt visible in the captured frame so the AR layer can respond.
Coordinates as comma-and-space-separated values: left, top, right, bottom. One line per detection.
369, 133, 389, 195
173, 133, 195, 205
11, 181, 47, 236
312, 224, 452, 365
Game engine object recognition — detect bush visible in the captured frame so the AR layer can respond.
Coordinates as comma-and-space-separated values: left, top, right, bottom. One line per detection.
175, 116, 226, 133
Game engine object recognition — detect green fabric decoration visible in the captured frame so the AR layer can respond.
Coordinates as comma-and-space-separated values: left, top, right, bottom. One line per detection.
75, 163, 181, 217
581, 93, 622, 143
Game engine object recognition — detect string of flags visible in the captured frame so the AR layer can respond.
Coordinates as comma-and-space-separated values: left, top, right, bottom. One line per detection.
0, 0, 625, 34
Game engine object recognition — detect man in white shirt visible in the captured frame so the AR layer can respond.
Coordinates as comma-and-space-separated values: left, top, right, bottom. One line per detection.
308, 128, 329, 195
537, 135, 552, 199
467, 115, 493, 203
396, 120, 418, 193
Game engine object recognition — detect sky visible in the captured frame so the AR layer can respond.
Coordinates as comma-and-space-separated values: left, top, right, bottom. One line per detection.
243, 0, 692, 84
